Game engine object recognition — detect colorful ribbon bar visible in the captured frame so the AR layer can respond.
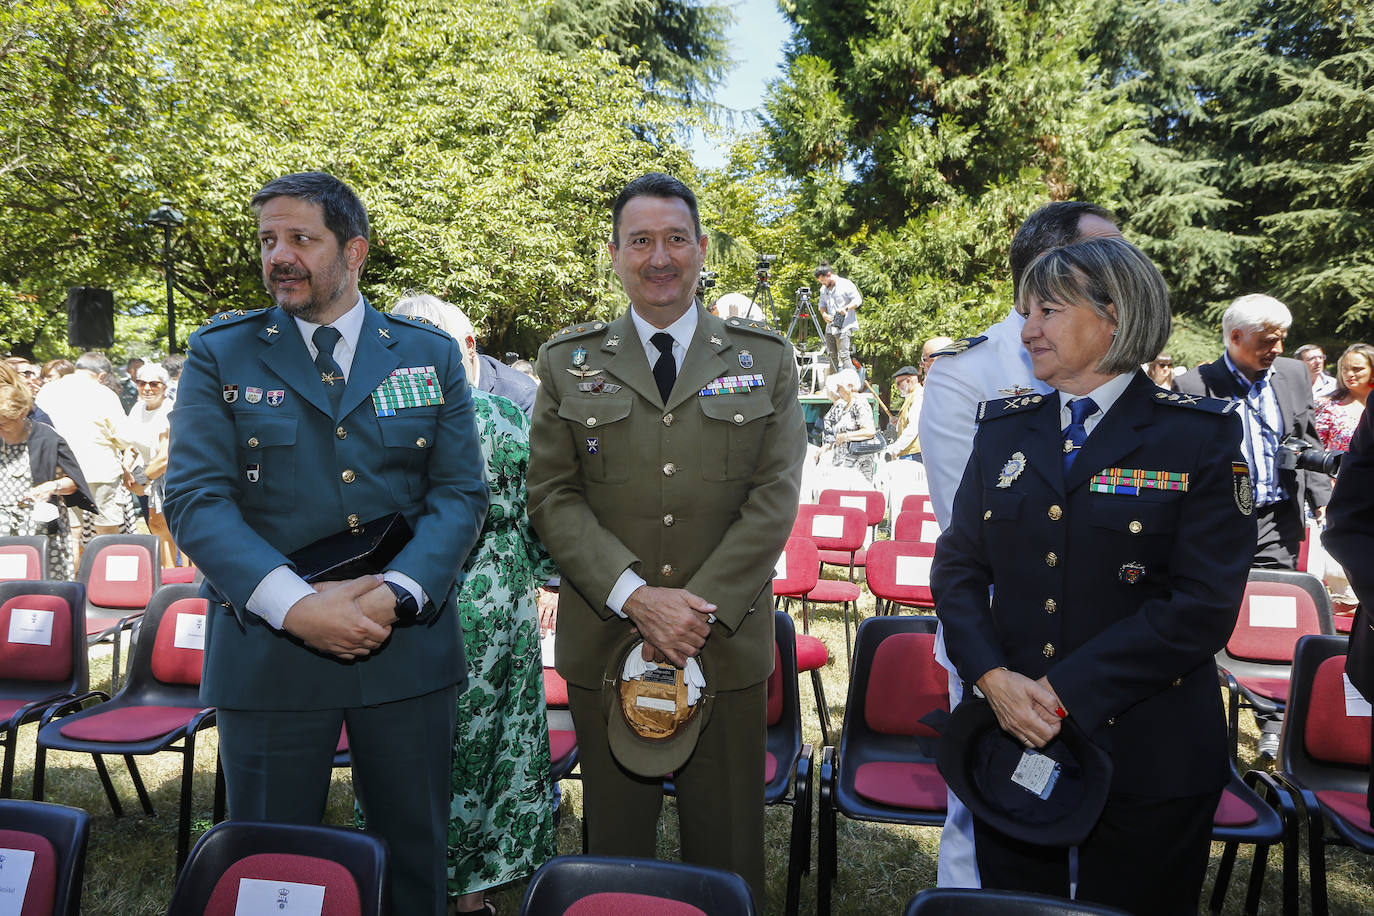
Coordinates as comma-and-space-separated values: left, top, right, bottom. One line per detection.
699, 374, 765, 396
1090, 467, 1189, 496
372, 365, 444, 416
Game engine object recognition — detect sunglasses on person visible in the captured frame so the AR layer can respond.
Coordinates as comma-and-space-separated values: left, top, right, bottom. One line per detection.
136, 380, 165, 389
18, 368, 38, 378
1153, 359, 1172, 368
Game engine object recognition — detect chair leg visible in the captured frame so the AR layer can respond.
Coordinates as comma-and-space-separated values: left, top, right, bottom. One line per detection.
91, 754, 124, 817
125, 754, 154, 816
842, 602, 855, 670
810, 669, 832, 748
177, 737, 197, 871
213, 753, 226, 823
1307, 806, 1328, 916
784, 752, 811, 916
1, 728, 15, 798
801, 597, 810, 634
1209, 837, 1242, 913
110, 627, 123, 695
817, 749, 837, 916
31, 744, 46, 801
1241, 839, 1270, 916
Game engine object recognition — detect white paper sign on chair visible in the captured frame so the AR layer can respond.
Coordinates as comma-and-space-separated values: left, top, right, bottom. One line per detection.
7, 608, 53, 647
104, 555, 140, 583
173, 613, 206, 651
920, 520, 940, 543
1248, 595, 1298, 629
0, 847, 36, 916
811, 514, 844, 539
773, 554, 787, 580
0, 555, 27, 580
840, 496, 867, 512
235, 878, 325, 916
895, 556, 933, 587
1344, 673, 1373, 718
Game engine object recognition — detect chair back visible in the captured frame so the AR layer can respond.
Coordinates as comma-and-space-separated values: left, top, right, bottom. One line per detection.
521, 855, 757, 916
899, 494, 934, 519
792, 505, 867, 553
1282, 635, 1369, 795
0, 799, 90, 916
0, 537, 48, 582
118, 583, 207, 705
864, 540, 936, 610
1223, 570, 1334, 664
906, 887, 1132, 915
167, 820, 389, 916
772, 537, 819, 599
893, 509, 942, 544
0, 581, 88, 704
76, 534, 160, 624
841, 615, 945, 757
818, 489, 886, 528
765, 611, 803, 798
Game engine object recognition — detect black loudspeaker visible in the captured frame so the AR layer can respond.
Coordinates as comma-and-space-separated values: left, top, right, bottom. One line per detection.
66, 287, 114, 349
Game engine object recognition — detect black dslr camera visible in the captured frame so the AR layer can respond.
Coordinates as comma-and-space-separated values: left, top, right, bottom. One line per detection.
1277, 436, 1343, 476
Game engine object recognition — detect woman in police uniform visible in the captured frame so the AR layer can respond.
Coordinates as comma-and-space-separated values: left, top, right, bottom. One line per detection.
931, 236, 1256, 915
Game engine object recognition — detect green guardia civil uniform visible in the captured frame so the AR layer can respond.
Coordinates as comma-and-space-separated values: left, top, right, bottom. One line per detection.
526, 306, 806, 901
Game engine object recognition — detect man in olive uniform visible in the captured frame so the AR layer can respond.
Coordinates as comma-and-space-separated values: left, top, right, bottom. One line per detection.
526, 173, 806, 901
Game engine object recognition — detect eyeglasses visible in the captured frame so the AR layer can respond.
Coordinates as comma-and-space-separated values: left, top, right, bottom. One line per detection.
1154, 360, 1172, 368
18, 369, 37, 378
136, 380, 165, 389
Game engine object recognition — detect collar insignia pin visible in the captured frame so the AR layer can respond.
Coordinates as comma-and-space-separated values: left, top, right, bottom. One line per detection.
265, 325, 279, 336
378, 328, 390, 339
710, 335, 724, 346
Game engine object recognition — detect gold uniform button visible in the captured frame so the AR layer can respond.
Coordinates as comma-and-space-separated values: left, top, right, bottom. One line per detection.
1042, 642, 1055, 658
246, 437, 259, 448
662, 413, 674, 426
733, 413, 745, 424
660, 564, 673, 576
663, 514, 675, 527
336, 426, 347, 439
1129, 520, 1143, 534
586, 417, 598, 427
341, 469, 356, 484
415, 437, 427, 448
1048, 505, 1062, 520
346, 514, 360, 527
1172, 677, 1183, 687
1045, 551, 1058, 567
1107, 716, 1117, 727
983, 510, 992, 520
663, 463, 677, 476
1044, 598, 1057, 613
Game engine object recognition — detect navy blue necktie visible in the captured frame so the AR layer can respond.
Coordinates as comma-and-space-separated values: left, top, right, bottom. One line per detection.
313, 325, 345, 411
1062, 397, 1098, 473
651, 332, 676, 403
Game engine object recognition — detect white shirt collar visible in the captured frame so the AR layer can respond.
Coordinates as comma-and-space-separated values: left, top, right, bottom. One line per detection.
1057, 371, 1135, 434
630, 304, 698, 370
295, 295, 366, 378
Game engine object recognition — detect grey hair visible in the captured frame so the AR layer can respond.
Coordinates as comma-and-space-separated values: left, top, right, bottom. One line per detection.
75, 351, 112, 376
391, 292, 475, 343
1018, 236, 1171, 374
1222, 294, 1292, 338
825, 368, 861, 395
134, 362, 171, 386
1293, 344, 1323, 361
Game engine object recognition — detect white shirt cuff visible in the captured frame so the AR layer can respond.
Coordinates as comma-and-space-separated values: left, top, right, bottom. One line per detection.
246, 565, 315, 630
383, 570, 428, 610
607, 569, 646, 618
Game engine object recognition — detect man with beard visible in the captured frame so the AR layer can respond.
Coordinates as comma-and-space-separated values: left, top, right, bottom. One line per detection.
164, 171, 487, 916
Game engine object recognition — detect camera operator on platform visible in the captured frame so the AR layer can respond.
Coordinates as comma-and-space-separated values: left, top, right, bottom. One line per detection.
816, 262, 861, 372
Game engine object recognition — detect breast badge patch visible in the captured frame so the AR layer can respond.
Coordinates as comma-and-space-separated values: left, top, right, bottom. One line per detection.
1233, 461, 1254, 516
997, 451, 1027, 488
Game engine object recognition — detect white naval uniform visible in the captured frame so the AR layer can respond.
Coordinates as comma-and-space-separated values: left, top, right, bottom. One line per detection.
916, 306, 1052, 888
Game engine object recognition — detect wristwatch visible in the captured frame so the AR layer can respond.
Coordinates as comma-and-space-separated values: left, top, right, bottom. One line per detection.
382, 580, 419, 625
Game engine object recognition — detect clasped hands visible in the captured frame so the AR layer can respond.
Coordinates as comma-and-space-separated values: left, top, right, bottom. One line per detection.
622, 585, 716, 668
283, 575, 398, 660
976, 667, 1066, 749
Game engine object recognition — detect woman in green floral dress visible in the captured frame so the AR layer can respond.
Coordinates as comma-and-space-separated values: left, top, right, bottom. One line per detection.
443, 389, 558, 914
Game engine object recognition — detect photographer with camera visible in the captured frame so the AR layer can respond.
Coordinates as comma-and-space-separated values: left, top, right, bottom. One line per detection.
816, 262, 861, 372
1177, 294, 1333, 757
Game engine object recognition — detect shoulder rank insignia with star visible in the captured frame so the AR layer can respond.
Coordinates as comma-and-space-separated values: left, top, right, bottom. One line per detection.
931, 335, 988, 359
1150, 389, 1238, 415
977, 392, 1048, 421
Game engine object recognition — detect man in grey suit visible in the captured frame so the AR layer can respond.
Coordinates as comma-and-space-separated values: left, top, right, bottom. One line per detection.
165, 172, 487, 915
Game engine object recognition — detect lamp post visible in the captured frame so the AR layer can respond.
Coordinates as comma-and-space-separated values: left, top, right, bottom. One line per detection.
147, 199, 185, 353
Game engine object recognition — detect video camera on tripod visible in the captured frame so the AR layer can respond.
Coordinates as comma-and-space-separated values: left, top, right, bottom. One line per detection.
755, 254, 778, 280
697, 270, 718, 296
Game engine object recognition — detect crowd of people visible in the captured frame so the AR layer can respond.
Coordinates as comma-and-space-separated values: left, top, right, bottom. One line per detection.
3, 170, 1370, 916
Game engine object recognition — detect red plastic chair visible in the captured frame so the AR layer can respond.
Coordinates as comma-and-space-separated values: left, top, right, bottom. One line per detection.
818, 615, 949, 914
773, 537, 835, 746
898, 494, 934, 519
791, 506, 866, 666
167, 820, 388, 916
0, 536, 48, 581
893, 509, 941, 544
0, 799, 90, 916
817, 489, 886, 570
75, 533, 161, 692
543, 666, 580, 785
865, 540, 936, 614
34, 582, 221, 869
0, 581, 87, 798
1216, 570, 1334, 759
1271, 635, 1372, 916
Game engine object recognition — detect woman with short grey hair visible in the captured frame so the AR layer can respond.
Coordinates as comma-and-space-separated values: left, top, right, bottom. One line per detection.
932, 235, 1256, 914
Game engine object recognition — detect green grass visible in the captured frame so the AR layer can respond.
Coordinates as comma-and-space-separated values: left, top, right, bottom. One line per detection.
9, 596, 1372, 915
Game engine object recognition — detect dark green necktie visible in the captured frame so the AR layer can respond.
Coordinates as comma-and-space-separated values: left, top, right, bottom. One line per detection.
313, 325, 345, 411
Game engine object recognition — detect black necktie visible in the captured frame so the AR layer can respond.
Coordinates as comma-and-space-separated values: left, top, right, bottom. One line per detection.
651, 332, 676, 403
1062, 397, 1098, 472
313, 325, 345, 411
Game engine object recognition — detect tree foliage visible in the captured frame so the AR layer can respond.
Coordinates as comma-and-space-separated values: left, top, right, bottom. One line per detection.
0, 0, 703, 361
762, 0, 1137, 378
